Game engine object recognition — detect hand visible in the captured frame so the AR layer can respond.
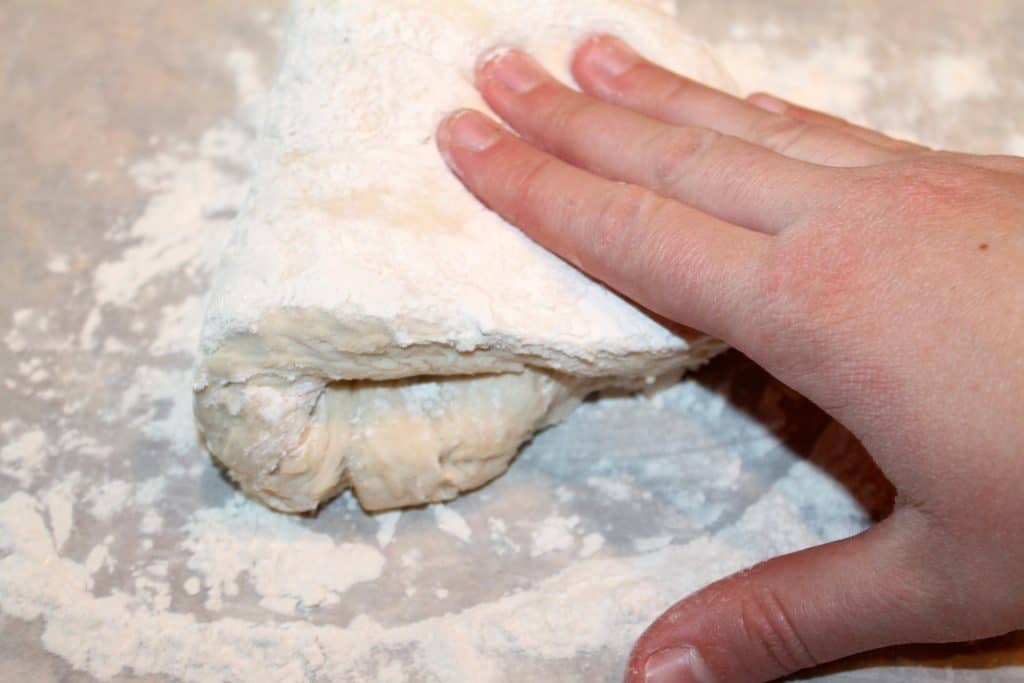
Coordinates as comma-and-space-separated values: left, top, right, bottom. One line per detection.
435, 35, 1024, 683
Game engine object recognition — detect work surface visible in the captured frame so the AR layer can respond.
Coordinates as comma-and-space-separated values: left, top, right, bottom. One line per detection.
2, 1, 1023, 681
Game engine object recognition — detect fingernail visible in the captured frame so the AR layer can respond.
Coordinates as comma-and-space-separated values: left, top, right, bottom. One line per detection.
440, 110, 502, 154
478, 47, 546, 94
583, 35, 641, 79
748, 92, 788, 114
644, 647, 716, 683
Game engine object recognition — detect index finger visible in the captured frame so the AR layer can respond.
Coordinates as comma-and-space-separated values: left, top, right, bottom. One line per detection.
436, 109, 770, 343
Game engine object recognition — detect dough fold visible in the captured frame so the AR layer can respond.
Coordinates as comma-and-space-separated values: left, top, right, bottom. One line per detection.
194, 0, 733, 512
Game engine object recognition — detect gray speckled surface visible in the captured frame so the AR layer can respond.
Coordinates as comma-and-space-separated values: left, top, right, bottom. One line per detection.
1, 1, 1022, 681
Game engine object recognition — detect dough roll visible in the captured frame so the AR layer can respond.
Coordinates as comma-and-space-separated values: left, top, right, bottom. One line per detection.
193, 0, 732, 512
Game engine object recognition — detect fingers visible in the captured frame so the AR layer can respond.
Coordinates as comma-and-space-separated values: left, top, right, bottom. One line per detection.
572, 35, 900, 168
747, 92, 929, 155
475, 48, 839, 234
949, 152, 1024, 175
626, 510, 944, 683
436, 109, 770, 342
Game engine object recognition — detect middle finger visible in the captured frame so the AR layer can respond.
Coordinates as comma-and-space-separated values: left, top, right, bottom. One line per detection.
476, 48, 843, 234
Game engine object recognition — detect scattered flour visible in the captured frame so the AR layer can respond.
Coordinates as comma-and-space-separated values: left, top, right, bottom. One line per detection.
140, 509, 164, 535
488, 516, 522, 557
182, 495, 385, 615
586, 475, 634, 502
80, 307, 103, 351
926, 53, 998, 102
0, 427, 49, 487
0, 479, 840, 681
151, 296, 205, 356
375, 510, 402, 548
85, 479, 134, 521
633, 535, 674, 554
1008, 134, 1024, 156
433, 505, 473, 544
85, 540, 115, 575
713, 34, 873, 128
44, 476, 78, 552
135, 476, 167, 506
579, 532, 605, 559
46, 254, 71, 274
3, 5, 1020, 682
4, 308, 40, 353
530, 515, 580, 557
117, 366, 197, 454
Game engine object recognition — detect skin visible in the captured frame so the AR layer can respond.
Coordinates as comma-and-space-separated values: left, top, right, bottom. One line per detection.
434, 35, 1024, 683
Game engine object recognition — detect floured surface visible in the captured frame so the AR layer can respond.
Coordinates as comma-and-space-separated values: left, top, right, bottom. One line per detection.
3, 1, 1024, 681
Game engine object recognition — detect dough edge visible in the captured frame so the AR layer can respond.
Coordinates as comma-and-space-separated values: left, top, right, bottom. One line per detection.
194, 307, 726, 512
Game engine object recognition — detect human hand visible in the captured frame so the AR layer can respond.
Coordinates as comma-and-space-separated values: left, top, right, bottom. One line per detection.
435, 35, 1024, 683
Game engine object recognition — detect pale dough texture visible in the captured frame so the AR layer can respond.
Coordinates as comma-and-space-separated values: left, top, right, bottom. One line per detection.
193, 0, 734, 512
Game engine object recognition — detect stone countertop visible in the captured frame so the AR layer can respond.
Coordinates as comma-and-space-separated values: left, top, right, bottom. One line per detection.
2, 2, 1022, 681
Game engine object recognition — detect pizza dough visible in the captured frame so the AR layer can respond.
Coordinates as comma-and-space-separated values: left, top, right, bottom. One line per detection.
193, 0, 734, 513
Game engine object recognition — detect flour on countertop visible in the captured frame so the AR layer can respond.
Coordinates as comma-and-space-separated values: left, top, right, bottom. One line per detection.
433, 505, 473, 544
530, 515, 580, 557
1010, 135, 1024, 157
3, 3, 1023, 682
182, 495, 385, 614
580, 532, 606, 559
0, 427, 49, 486
375, 510, 402, 548
927, 53, 998, 103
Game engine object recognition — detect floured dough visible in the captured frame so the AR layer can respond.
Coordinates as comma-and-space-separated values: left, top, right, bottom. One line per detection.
193, 0, 734, 512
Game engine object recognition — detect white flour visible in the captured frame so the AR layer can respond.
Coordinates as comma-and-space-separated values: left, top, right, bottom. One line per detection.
433, 506, 473, 544
182, 496, 386, 615
0, 427, 48, 486
0, 4, 1018, 682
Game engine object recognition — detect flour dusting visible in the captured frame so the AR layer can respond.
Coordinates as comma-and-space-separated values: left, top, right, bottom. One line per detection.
0, 427, 48, 486
5, 2, 1017, 681
183, 495, 385, 614
927, 53, 998, 103
433, 505, 473, 544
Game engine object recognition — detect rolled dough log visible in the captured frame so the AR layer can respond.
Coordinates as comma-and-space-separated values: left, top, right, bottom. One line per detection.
193, 0, 733, 512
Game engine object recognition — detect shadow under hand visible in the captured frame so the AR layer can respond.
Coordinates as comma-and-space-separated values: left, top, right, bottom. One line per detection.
692, 349, 895, 521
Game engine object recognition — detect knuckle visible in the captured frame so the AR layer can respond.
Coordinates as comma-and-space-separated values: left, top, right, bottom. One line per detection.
510, 156, 560, 223
748, 114, 814, 156
539, 89, 597, 138
658, 73, 703, 111
650, 126, 720, 191
750, 227, 877, 373
734, 580, 818, 675
590, 185, 652, 251
864, 157, 983, 217
520, 79, 563, 109
760, 228, 865, 323
578, 185, 663, 273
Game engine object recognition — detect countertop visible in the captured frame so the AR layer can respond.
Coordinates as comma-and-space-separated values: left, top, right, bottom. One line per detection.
2, 1, 1022, 681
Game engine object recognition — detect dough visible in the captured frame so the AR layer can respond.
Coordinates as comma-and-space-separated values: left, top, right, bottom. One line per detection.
193, 0, 733, 513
